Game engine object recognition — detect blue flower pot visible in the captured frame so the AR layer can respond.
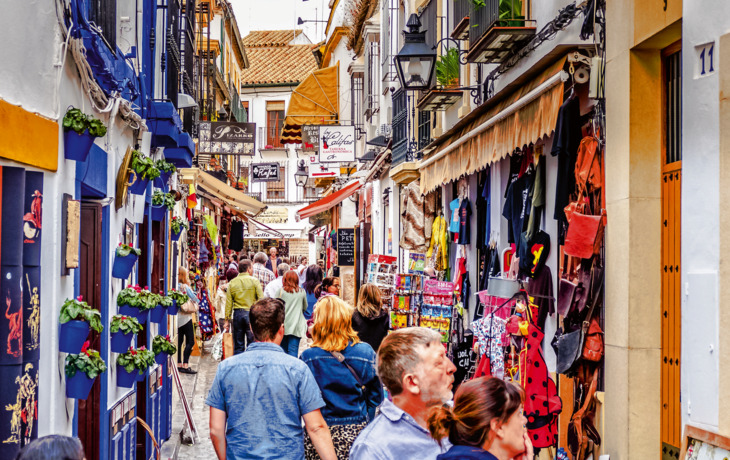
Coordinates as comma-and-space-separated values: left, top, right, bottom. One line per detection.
59, 320, 90, 353
171, 230, 182, 242
136, 309, 148, 325
150, 205, 167, 222
127, 175, 149, 195
155, 353, 168, 366
136, 369, 147, 382
112, 253, 137, 279
118, 304, 137, 317
66, 371, 95, 399
110, 331, 134, 354
155, 171, 172, 188
168, 299, 178, 316
150, 305, 165, 323
64, 129, 95, 161
116, 366, 137, 388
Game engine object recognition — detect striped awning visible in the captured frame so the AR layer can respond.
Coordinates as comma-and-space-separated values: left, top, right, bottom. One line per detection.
281, 64, 340, 144
295, 180, 362, 221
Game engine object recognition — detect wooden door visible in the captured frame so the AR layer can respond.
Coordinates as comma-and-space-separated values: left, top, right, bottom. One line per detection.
660, 43, 681, 460
78, 203, 102, 460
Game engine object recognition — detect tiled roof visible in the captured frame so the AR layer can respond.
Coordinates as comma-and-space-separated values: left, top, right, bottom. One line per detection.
240, 40, 318, 86
242, 30, 303, 48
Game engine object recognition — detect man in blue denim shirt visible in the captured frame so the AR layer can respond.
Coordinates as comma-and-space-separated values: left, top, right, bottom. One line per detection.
350, 327, 457, 460
206, 298, 337, 460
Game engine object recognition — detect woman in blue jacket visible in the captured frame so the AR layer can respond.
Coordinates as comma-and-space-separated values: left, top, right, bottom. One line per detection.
300, 295, 383, 459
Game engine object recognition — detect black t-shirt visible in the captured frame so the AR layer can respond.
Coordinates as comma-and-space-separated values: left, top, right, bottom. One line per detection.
502, 171, 534, 248
551, 96, 581, 222
458, 198, 472, 244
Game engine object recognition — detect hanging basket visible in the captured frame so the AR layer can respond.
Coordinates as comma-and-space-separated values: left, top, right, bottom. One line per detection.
112, 253, 138, 279
167, 299, 178, 316
155, 171, 172, 188
66, 371, 95, 399
116, 365, 137, 388
59, 320, 90, 354
150, 205, 167, 222
171, 230, 183, 242
136, 309, 148, 325
118, 304, 137, 317
155, 353, 168, 366
64, 129, 95, 162
110, 331, 135, 354
149, 305, 165, 323
127, 174, 149, 195
136, 369, 148, 382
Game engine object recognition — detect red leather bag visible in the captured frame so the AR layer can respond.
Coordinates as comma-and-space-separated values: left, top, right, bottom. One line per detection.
582, 318, 604, 362
564, 210, 606, 259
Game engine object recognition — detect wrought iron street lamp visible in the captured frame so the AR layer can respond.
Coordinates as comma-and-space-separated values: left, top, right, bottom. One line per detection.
294, 159, 308, 187
394, 14, 436, 91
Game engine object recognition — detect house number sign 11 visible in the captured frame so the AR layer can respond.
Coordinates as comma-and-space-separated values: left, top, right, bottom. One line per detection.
697, 42, 715, 77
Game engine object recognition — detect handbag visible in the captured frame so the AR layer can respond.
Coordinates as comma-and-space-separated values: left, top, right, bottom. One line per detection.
564, 210, 606, 259
180, 299, 197, 314
222, 332, 234, 360
557, 278, 577, 317
582, 318, 604, 362
556, 280, 603, 375
330, 351, 367, 392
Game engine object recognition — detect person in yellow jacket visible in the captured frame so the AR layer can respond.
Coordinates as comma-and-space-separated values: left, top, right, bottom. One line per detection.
426, 215, 448, 272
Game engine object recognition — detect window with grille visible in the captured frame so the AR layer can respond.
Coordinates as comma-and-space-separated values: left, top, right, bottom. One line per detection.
266, 102, 285, 148
266, 166, 286, 200
351, 73, 364, 139
238, 165, 249, 193
366, 42, 380, 120
303, 179, 322, 201
665, 50, 682, 165
418, 110, 432, 151
392, 88, 408, 164
89, 0, 117, 52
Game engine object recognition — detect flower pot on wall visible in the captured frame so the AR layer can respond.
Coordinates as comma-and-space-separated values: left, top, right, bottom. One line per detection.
116, 366, 137, 388
150, 205, 167, 222
136, 369, 147, 382
118, 304, 137, 317
64, 129, 95, 161
136, 310, 148, 325
112, 254, 138, 279
59, 320, 90, 354
171, 230, 182, 242
149, 305, 165, 323
168, 299, 178, 316
66, 372, 95, 399
155, 353, 168, 366
110, 331, 134, 354
127, 174, 149, 195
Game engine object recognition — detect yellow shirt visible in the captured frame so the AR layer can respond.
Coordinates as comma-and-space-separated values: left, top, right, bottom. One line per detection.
225, 273, 263, 319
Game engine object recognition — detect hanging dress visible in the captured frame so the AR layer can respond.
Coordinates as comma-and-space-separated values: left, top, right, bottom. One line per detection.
196, 288, 216, 340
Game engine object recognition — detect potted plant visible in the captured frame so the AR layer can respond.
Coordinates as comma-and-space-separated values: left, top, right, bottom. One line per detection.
110, 315, 143, 353
112, 243, 141, 279
62, 108, 107, 161
155, 159, 177, 186
498, 0, 524, 27
59, 296, 104, 353
128, 150, 161, 195
171, 216, 188, 242
65, 341, 107, 399
150, 292, 171, 323
150, 190, 175, 222
135, 287, 161, 324
436, 47, 461, 88
168, 288, 188, 316
117, 285, 143, 316
152, 334, 177, 365
116, 346, 154, 388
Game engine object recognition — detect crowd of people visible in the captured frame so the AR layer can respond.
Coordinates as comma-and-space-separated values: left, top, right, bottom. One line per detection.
201, 247, 535, 460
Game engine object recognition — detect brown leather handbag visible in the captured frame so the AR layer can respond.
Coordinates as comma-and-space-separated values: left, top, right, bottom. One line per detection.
582, 318, 604, 362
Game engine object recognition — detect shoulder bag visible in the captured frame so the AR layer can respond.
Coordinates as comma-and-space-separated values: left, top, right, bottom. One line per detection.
330, 351, 366, 392
179, 284, 198, 314
556, 279, 603, 375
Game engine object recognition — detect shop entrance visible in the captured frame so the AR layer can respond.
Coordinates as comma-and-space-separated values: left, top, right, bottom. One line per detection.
78, 202, 102, 460
660, 43, 681, 458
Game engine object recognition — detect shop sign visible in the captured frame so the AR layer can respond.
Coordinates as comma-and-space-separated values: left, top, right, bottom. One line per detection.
310, 210, 331, 227
307, 154, 340, 178
337, 228, 356, 266
244, 230, 299, 239
301, 125, 320, 151
257, 207, 289, 224
251, 163, 280, 182
319, 125, 356, 163
199, 121, 256, 155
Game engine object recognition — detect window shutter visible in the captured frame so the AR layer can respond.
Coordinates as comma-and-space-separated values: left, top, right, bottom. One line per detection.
266, 101, 286, 111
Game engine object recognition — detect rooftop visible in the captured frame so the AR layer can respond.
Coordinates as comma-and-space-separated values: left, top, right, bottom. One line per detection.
242, 29, 304, 48
240, 30, 318, 86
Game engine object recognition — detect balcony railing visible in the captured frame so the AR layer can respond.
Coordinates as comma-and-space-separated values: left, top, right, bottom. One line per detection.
466, 0, 535, 64
259, 126, 285, 149
451, 0, 471, 39
230, 85, 247, 122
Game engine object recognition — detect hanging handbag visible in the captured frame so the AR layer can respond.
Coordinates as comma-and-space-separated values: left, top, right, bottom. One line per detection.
582, 318, 604, 362
557, 278, 577, 317
555, 280, 603, 375
564, 210, 606, 259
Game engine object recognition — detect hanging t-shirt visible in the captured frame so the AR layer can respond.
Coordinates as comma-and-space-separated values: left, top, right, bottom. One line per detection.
551, 96, 581, 223
449, 199, 461, 234
504, 153, 522, 198
458, 198, 472, 244
228, 220, 244, 252
524, 155, 545, 243
502, 171, 534, 249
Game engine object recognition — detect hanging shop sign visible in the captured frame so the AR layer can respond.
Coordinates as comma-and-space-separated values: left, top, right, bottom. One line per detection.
310, 210, 332, 227
257, 207, 289, 224
244, 230, 300, 239
301, 125, 320, 151
337, 228, 356, 266
251, 163, 280, 182
319, 125, 356, 163
307, 154, 340, 178
198, 122, 256, 155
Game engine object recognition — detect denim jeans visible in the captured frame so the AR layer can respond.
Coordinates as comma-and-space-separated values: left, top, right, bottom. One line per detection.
232, 308, 254, 355
280, 335, 301, 357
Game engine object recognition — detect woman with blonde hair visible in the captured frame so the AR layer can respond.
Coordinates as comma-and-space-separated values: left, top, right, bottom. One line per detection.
300, 295, 383, 459
427, 377, 533, 460
352, 283, 389, 352
177, 267, 199, 374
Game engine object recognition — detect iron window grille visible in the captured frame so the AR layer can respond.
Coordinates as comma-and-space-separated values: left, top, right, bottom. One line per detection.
366, 41, 381, 120
351, 73, 365, 139
265, 166, 287, 202
89, 0, 117, 52
391, 88, 409, 165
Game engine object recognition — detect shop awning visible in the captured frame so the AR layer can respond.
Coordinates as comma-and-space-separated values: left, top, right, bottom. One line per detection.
419, 57, 567, 193
280, 64, 340, 144
195, 170, 266, 214
295, 180, 362, 221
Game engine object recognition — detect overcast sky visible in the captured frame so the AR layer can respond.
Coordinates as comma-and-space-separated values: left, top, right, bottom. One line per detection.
230, 0, 330, 44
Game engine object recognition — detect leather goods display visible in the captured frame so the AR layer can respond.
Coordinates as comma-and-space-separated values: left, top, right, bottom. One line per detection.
555, 280, 604, 375
557, 278, 577, 317
567, 369, 601, 458
564, 210, 605, 259
582, 318, 604, 362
